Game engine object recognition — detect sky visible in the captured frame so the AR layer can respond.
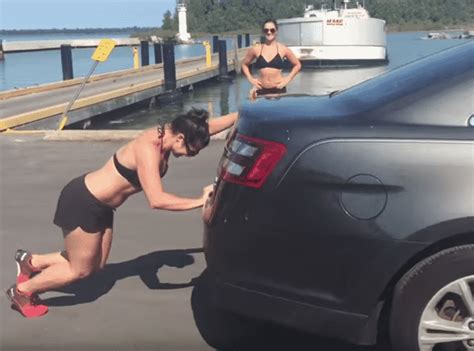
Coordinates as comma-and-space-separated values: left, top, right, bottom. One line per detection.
0, 0, 176, 30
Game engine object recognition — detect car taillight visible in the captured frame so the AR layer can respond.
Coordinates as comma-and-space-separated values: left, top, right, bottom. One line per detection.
221, 134, 286, 189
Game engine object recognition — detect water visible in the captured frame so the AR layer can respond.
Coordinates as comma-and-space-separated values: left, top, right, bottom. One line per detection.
0, 31, 469, 129
90, 31, 466, 130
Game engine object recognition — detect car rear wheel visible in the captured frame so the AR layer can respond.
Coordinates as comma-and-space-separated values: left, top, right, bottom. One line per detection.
390, 244, 474, 351
191, 270, 265, 350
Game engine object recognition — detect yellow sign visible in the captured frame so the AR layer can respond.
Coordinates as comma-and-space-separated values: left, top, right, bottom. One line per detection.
133, 47, 139, 69
203, 41, 211, 68
91, 39, 116, 62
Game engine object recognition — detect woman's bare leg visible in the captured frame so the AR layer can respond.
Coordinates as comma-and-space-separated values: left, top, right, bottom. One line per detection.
30, 252, 68, 270
18, 227, 103, 294
99, 228, 113, 269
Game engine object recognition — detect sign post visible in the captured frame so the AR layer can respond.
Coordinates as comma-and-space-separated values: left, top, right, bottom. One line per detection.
57, 39, 116, 130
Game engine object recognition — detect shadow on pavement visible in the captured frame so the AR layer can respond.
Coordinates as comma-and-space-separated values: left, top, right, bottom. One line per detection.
219, 326, 380, 351
42, 248, 203, 307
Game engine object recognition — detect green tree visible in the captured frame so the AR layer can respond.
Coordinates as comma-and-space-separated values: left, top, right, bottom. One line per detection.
162, 10, 174, 30
182, 0, 474, 33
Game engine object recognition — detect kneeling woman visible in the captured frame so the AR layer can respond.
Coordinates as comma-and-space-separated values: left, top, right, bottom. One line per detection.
6, 108, 237, 318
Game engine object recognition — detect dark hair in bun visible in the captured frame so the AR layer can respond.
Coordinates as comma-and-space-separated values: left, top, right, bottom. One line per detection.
170, 108, 210, 150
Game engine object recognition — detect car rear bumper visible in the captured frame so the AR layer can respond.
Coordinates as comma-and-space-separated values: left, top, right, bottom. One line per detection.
208, 275, 382, 346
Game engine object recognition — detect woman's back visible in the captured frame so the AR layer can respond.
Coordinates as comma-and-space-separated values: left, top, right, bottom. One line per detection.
85, 129, 160, 208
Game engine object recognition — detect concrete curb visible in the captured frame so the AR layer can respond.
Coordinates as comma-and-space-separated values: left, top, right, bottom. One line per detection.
42, 129, 229, 141
43, 130, 141, 141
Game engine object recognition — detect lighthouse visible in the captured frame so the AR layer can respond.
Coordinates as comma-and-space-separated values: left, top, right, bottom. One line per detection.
177, 0, 191, 42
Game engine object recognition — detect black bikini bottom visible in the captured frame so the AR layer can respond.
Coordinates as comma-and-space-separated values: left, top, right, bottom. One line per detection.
256, 87, 287, 96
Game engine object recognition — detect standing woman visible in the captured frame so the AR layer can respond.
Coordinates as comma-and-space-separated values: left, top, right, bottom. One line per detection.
242, 19, 301, 98
6, 108, 237, 318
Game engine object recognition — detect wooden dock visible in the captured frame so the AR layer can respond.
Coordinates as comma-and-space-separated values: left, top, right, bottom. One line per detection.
0, 47, 247, 131
2, 38, 141, 52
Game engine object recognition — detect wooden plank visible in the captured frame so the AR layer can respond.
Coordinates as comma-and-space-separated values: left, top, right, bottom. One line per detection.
44, 130, 142, 141
3, 38, 141, 52
0, 49, 247, 100
0, 47, 247, 131
0, 61, 236, 131
0, 65, 161, 100
0, 77, 164, 130
42, 129, 228, 141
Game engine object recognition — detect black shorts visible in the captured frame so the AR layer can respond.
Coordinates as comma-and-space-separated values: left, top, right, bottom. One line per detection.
53, 174, 114, 235
256, 87, 287, 96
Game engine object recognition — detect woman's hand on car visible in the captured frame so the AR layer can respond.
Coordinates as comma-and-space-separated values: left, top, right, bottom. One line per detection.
202, 184, 214, 219
202, 184, 214, 203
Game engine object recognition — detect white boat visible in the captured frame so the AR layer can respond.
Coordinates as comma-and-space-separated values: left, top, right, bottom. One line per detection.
278, 0, 388, 67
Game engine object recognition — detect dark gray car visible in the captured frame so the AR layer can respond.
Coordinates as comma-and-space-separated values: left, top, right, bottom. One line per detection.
194, 41, 474, 351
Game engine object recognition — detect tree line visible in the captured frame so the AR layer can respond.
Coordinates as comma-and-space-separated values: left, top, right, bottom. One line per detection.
0, 27, 155, 35
162, 0, 474, 33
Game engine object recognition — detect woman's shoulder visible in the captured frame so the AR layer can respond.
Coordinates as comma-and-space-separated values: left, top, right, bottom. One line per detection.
248, 43, 261, 54
134, 127, 161, 147
277, 42, 289, 53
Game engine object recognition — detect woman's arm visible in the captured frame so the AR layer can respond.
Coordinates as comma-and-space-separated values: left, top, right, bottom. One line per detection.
208, 112, 238, 136
277, 45, 302, 89
241, 46, 262, 89
135, 136, 209, 211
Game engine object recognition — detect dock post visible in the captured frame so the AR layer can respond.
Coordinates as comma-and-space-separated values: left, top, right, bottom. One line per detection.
220, 79, 230, 115
218, 40, 231, 81
233, 37, 241, 74
154, 43, 163, 64
0, 40, 4, 60
245, 33, 250, 47
237, 34, 242, 49
212, 35, 219, 53
60, 45, 74, 80
163, 43, 176, 91
141, 41, 149, 66
158, 43, 182, 102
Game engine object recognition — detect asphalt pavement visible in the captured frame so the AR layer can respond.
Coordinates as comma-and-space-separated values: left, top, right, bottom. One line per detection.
0, 134, 377, 351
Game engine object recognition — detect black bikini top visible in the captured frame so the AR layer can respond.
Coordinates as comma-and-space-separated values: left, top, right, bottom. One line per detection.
113, 135, 168, 189
255, 43, 285, 70
113, 153, 142, 189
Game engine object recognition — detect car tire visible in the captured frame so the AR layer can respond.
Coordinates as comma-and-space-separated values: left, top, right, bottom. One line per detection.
191, 270, 265, 350
389, 244, 474, 351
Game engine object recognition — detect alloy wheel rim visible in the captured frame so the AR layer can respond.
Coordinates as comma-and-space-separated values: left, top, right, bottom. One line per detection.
418, 275, 474, 351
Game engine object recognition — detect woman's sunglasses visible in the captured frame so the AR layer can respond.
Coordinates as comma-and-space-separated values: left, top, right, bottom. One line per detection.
263, 28, 276, 34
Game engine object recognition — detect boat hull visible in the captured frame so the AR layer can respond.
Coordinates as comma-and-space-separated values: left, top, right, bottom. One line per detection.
278, 13, 388, 67
295, 57, 388, 68
289, 45, 388, 67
